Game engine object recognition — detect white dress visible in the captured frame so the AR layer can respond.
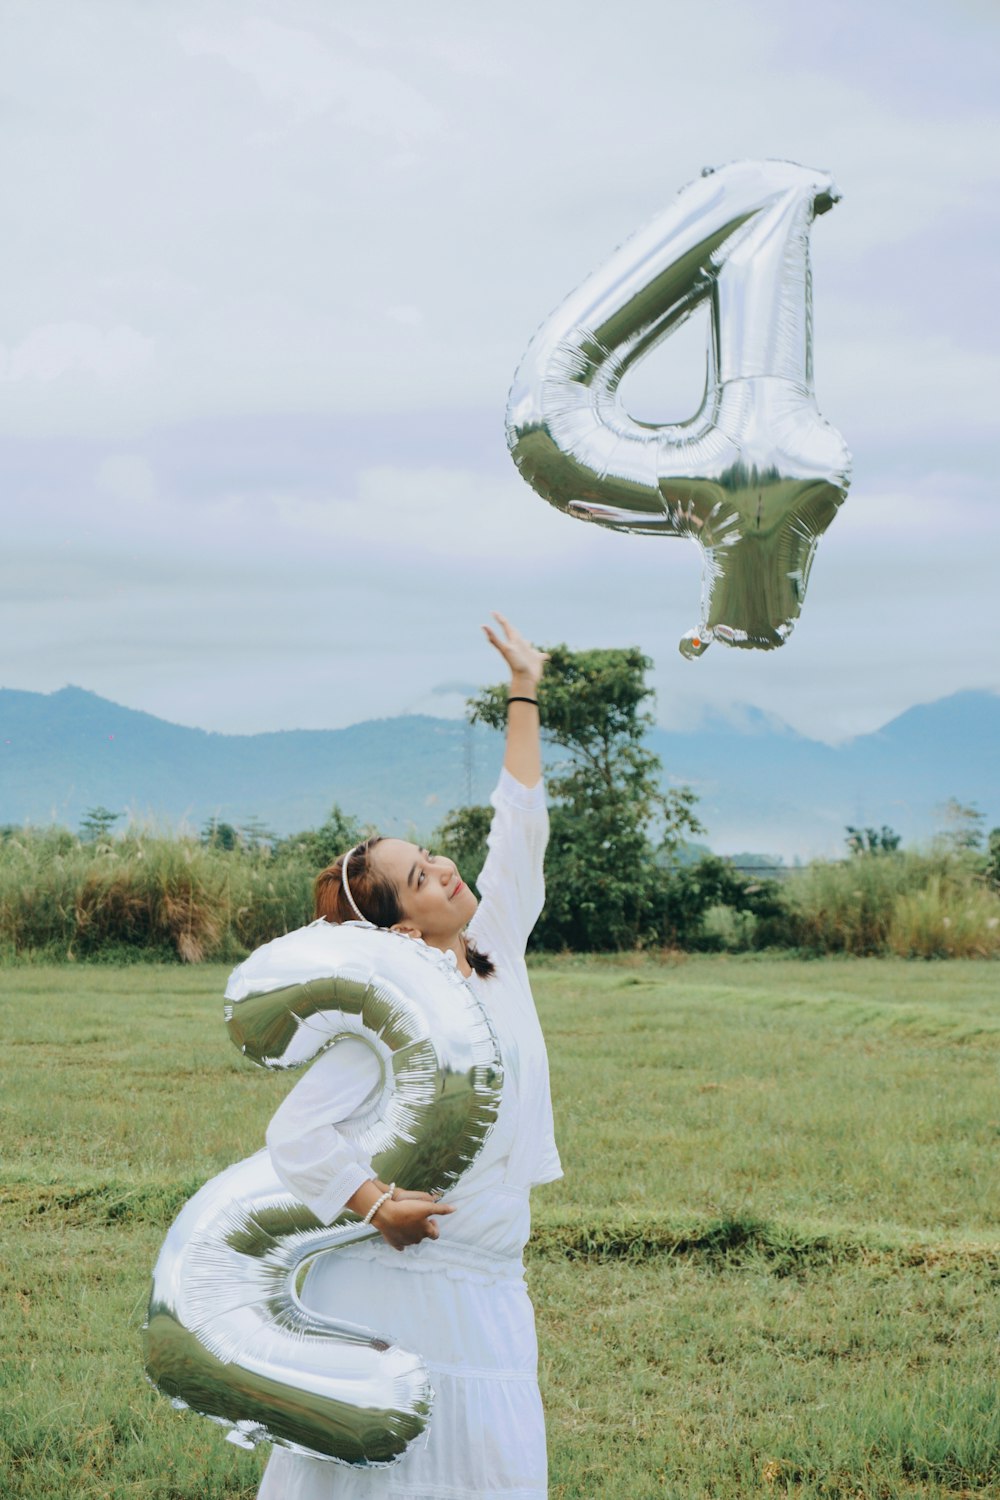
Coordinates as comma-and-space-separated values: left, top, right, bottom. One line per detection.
257, 769, 563, 1500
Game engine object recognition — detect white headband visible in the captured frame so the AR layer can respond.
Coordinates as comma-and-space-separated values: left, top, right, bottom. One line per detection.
340, 845, 370, 924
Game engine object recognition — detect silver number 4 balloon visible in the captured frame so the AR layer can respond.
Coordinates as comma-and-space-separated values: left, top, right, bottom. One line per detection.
506, 158, 851, 656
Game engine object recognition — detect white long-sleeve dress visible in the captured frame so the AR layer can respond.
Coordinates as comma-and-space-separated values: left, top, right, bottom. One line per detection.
257, 769, 562, 1500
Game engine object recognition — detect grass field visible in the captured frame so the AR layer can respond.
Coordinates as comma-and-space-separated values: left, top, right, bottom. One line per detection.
2, 956, 999, 1498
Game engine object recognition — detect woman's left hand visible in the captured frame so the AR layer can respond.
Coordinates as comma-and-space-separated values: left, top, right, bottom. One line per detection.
483, 613, 549, 690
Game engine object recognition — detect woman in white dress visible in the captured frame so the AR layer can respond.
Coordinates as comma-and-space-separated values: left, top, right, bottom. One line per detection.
257, 614, 562, 1500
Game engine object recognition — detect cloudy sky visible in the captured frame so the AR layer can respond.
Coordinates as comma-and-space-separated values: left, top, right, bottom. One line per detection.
2, 0, 997, 744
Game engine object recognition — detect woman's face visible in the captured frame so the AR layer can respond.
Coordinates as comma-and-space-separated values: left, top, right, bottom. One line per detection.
370, 840, 478, 942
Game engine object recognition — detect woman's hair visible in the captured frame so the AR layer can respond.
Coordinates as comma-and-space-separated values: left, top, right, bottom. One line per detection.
314, 837, 496, 979
315, 837, 401, 929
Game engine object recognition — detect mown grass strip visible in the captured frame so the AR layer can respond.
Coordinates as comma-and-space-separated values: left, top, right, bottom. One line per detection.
8, 1180, 1000, 1281
0, 1178, 209, 1227
530, 1211, 1000, 1275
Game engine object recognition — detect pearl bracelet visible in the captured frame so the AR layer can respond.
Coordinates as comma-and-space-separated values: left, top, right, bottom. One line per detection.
361, 1183, 396, 1226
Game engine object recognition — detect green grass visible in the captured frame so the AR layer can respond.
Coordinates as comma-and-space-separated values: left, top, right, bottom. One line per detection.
541, 1255, 1000, 1498
3, 957, 1000, 1498
538, 955, 1000, 1238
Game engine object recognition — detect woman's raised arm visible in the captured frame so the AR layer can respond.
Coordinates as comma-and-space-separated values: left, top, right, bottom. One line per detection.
481, 612, 547, 788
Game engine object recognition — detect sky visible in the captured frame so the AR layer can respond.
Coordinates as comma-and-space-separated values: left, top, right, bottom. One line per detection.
1, 0, 997, 745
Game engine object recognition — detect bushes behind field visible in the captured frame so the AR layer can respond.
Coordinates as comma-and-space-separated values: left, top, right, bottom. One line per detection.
1, 821, 997, 962
0, 829, 314, 963
782, 851, 1000, 958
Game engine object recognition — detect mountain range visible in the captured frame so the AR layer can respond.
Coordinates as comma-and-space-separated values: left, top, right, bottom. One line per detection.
0, 686, 995, 859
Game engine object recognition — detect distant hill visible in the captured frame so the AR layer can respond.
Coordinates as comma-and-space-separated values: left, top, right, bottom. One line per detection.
647, 692, 998, 858
0, 686, 503, 840
0, 685, 996, 859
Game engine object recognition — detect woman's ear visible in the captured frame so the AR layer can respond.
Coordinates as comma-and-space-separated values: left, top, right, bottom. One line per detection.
390, 921, 423, 941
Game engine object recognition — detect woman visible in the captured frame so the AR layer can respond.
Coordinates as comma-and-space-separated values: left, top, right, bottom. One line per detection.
258, 614, 562, 1500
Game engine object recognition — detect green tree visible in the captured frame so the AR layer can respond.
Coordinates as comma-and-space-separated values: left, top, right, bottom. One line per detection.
273, 805, 369, 869
985, 828, 1000, 891
845, 824, 901, 856
468, 644, 703, 950
936, 799, 985, 853
659, 854, 788, 950
237, 816, 276, 854
79, 806, 122, 843
201, 818, 240, 851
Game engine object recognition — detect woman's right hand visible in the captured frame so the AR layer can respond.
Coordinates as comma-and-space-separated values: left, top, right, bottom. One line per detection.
372, 1190, 455, 1252
482, 612, 549, 691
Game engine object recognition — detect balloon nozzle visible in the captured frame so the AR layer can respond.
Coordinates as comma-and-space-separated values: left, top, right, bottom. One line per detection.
679, 629, 711, 659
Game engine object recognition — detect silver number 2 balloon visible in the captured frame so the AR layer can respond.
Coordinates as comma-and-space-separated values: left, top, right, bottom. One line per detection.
143, 922, 503, 1467
506, 158, 851, 656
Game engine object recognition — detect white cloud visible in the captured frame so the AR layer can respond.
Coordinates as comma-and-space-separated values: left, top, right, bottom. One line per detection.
2, 446, 995, 741
385, 305, 423, 327
0, 0, 996, 744
180, 17, 442, 139
95, 454, 157, 507
0, 0, 995, 445
0, 323, 154, 384
821, 333, 1000, 451
231, 464, 596, 567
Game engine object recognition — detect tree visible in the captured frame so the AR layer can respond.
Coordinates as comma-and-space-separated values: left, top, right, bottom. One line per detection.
273, 805, 369, 869
201, 818, 240, 851
79, 806, 122, 842
237, 816, 276, 854
845, 824, 901, 856
659, 853, 788, 950
936, 799, 985, 853
985, 828, 1000, 892
468, 644, 703, 950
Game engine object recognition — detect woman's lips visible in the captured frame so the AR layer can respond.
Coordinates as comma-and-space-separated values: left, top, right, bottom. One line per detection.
450, 880, 464, 899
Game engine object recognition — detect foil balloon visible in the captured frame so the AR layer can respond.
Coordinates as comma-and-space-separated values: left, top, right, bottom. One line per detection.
143, 921, 503, 1466
506, 158, 851, 656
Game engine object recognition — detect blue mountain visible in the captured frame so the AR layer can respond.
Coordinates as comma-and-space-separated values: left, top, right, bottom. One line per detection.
0, 685, 995, 858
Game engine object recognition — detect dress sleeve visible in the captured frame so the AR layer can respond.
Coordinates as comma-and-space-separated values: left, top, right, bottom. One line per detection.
472, 767, 548, 958
265, 1036, 382, 1225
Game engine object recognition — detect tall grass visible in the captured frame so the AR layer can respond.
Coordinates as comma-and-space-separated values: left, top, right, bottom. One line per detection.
784, 851, 1000, 958
0, 831, 313, 963
1, 827, 997, 961
0, 829, 80, 955
889, 873, 1000, 958
74, 841, 231, 962
228, 860, 314, 953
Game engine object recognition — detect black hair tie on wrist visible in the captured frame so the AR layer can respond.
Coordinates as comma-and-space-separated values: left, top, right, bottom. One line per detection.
507, 696, 539, 708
